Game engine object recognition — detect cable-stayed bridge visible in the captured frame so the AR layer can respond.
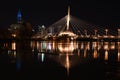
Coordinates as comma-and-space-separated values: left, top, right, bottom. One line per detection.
32, 6, 119, 41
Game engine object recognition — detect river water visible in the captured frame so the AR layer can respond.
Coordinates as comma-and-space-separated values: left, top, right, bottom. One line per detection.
0, 40, 120, 80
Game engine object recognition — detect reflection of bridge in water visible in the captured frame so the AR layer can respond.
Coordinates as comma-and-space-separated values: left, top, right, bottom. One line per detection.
31, 41, 120, 75
33, 5, 120, 41
31, 41, 120, 57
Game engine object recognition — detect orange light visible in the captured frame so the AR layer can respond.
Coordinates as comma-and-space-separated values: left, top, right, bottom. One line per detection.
12, 34, 16, 37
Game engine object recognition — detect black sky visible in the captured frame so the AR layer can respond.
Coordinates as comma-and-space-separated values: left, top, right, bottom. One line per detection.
0, 0, 120, 28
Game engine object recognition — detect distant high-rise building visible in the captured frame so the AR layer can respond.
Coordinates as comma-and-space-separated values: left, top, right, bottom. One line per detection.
8, 9, 24, 38
32, 25, 46, 39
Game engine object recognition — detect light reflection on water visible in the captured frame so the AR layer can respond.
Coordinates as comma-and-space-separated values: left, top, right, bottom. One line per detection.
30, 41, 119, 61
0, 41, 120, 80
31, 41, 120, 79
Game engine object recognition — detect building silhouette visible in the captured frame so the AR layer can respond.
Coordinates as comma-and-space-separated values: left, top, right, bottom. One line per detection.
8, 9, 33, 39
8, 9, 23, 38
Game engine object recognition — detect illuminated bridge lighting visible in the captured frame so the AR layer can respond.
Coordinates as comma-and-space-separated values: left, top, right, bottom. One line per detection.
32, 5, 119, 41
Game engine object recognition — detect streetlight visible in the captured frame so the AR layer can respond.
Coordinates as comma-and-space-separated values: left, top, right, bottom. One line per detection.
105, 29, 108, 36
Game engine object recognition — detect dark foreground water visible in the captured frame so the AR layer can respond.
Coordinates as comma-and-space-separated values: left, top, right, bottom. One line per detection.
0, 40, 120, 80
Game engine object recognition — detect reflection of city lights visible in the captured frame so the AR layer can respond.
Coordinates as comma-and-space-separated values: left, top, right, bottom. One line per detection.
30, 41, 120, 63
52, 42, 55, 50
31, 41, 36, 50
8, 50, 16, 60
97, 46, 101, 50
38, 53, 40, 60
58, 45, 74, 52
65, 55, 70, 68
4, 43, 8, 47
13, 51, 16, 57
78, 49, 80, 56
97, 42, 101, 50
110, 42, 115, 50
93, 49, 98, 59
110, 45, 115, 50
16, 59, 21, 70
37, 41, 40, 50
118, 42, 120, 62
85, 42, 90, 50
118, 52, 120, 62
38, 53, 45, 62
41, 53, 45, 62
81, 42, 84, 49
84, 50, 87, 58
65, 54, 70, 75
12, 34, 16, 37
47, 42, 52, 50
58, 42, 76, 53
12, 42, 16, 50
104, 42, 109, 50
105, 50, 108, 61
42, 41, 46, 49
92, 42, 97, 49
104, 44, 109, 50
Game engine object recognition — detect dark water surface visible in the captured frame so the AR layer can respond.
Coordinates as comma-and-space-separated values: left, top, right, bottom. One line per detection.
0, 40, 120, 80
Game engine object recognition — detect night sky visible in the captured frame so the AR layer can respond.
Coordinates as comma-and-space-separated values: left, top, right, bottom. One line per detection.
0, 0, 120, 29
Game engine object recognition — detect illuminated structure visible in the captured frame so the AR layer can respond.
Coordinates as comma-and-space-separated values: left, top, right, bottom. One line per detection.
30, 39, 120, 75
32, 2, 119, 41
17, 9, 23, 24
8, 9, 24, 38
58, 6, 77, 39
32, 25, 46, 39
44, 6, 118, 41
43, 5, 78, 40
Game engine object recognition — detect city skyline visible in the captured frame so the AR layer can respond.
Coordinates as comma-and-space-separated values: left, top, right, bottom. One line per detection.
0, 0, 120, 28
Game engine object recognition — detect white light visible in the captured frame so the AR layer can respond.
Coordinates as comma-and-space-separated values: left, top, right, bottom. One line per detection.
41, 53, 45, 62
67, 6, 70, 30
